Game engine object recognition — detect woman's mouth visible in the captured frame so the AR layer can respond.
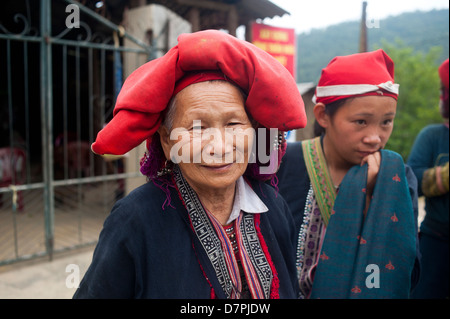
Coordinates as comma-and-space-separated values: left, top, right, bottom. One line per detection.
201, 163, 233, 171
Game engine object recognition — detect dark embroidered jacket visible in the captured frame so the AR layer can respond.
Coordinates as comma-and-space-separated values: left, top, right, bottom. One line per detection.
73, 177, 299, 299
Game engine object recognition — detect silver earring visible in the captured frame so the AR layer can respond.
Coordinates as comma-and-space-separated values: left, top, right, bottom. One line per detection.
274, 132, 284, 150
157, 159, 173, 177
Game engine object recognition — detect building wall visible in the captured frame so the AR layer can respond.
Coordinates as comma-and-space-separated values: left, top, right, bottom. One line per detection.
122, 4, 192, 194
295, 88, 316, 141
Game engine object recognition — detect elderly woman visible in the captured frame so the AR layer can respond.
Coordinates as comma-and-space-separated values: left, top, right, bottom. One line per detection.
73, 30, 306, 299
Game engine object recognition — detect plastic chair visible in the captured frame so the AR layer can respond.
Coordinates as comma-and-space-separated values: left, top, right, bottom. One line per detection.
0, 147, 26, 211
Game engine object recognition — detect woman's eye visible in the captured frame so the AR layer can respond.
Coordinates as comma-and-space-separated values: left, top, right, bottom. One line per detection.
355, 120, 366, 125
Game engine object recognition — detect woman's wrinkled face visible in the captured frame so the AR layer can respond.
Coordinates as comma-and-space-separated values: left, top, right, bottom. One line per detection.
159, 81, 254, 194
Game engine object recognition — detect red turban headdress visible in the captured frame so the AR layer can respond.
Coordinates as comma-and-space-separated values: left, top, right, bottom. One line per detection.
439, 58, 449, 119
313, 49, 399, 105
91, 30, 306, 155
439, 58, 449, 90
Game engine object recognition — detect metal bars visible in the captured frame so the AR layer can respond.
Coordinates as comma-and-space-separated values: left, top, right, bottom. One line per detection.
0, 0, 151, 266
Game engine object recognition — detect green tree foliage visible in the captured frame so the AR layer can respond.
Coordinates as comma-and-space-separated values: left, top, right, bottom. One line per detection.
297, 9, 449, 83
380, 41, 444, 160
295, 9, 448, 160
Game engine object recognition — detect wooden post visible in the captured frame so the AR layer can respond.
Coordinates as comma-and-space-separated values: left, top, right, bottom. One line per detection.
359, 1, 368, 53
245, 21, 254, 42
228, 5, 238, 36
188, 7, 200, 32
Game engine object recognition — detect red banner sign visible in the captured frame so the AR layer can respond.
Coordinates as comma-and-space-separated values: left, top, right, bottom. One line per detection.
251, 22, 296, 80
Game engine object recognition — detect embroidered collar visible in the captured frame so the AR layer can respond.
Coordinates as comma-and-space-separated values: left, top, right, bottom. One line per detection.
227, 177, 269, 224
173, 166, 275, 299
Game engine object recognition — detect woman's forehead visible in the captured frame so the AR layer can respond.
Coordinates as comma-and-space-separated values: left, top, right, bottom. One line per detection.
177, 81, 244, 100
175, 81, 246, 115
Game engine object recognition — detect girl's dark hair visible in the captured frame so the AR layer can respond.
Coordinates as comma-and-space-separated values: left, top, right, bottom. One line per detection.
313, 98, 352, 137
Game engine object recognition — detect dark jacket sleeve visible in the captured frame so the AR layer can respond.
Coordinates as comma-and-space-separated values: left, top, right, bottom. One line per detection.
405, 164, 421, 292
276, 142, 311, 231
73, 200, 136, 298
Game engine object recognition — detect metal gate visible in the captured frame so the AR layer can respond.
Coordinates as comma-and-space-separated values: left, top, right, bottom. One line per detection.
0, 0, 152, 265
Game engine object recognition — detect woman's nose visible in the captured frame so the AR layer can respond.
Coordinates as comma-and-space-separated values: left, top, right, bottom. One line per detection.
204, 128, 234, 158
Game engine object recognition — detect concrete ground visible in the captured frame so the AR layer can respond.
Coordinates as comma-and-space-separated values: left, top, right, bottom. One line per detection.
0, 199, 426, 299
0, 246, 94, 299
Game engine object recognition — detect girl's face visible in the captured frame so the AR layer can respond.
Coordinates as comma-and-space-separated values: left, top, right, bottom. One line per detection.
319, 95, 397, 168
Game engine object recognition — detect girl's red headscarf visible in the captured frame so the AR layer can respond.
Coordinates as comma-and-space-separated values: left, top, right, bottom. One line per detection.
313, 49, 399, 105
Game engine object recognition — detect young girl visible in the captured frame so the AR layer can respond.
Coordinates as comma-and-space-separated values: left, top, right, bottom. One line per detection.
277, 49, 420, 299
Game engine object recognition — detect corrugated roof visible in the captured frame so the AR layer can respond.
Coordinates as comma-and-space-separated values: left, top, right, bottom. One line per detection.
237, 0, 289, 20
146, 0, 289, 25
103, 0, 289, 31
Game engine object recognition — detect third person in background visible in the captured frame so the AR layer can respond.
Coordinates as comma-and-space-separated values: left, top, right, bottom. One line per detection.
408, 58, 449, 299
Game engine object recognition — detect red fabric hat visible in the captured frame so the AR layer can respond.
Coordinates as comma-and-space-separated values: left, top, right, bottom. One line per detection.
313, 49, 399, 105
439, 58, 449, 90
91, 30, 306, 155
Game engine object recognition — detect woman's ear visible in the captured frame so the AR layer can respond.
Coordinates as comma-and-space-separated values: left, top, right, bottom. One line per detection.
313, 103, 329, 129
157, 126, 171, 160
